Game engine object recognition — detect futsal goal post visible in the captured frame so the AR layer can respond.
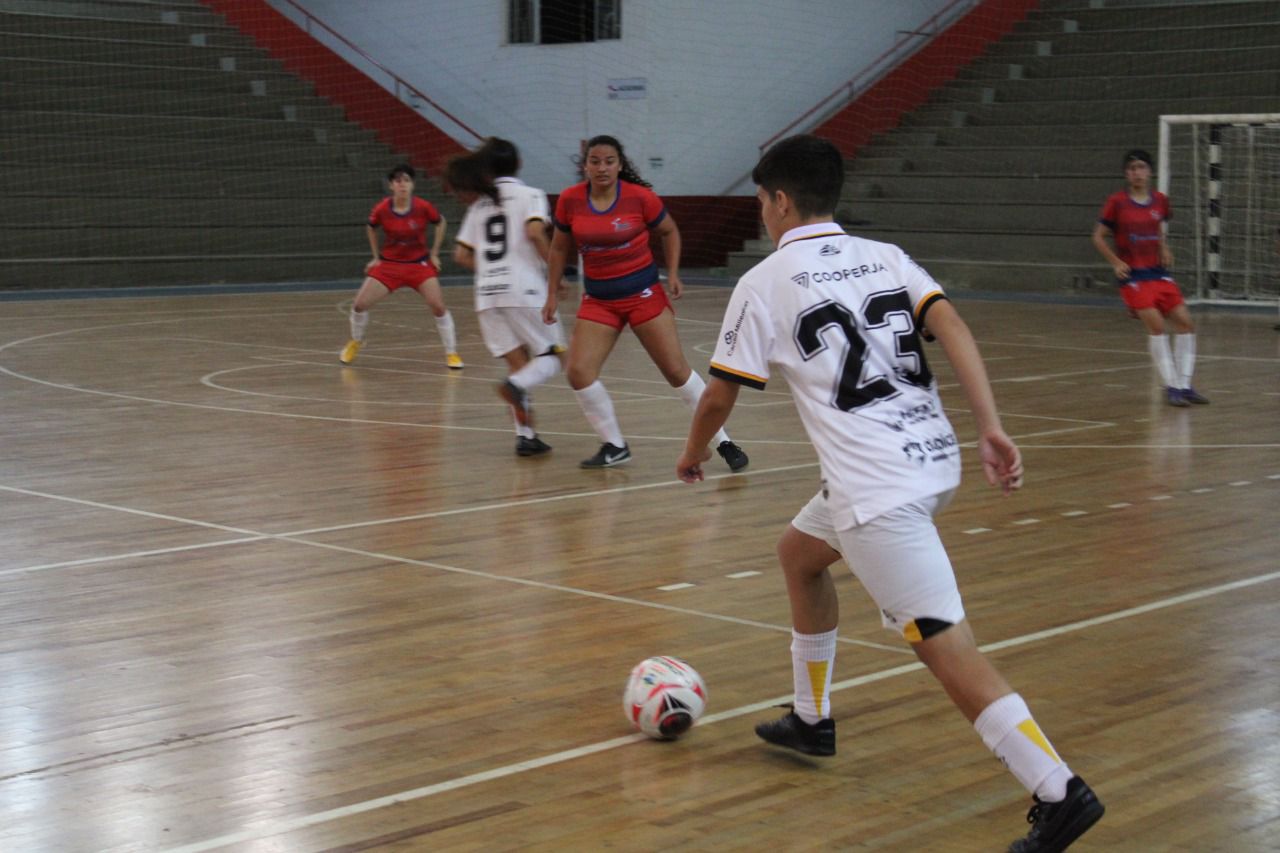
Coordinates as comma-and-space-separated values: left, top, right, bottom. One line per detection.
1157, 114, 1280, 307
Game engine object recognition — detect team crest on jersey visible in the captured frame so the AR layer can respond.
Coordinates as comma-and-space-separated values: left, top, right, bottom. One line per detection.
611, 217, 628, 231
1150, 210, 1162, 220
791, 272, 810, 289
819, 244, 840, 256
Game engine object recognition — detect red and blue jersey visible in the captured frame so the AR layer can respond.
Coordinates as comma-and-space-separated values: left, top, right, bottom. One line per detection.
1098, 190, 1171, 281
369, 197, 440, 263
553, 180, 667, 298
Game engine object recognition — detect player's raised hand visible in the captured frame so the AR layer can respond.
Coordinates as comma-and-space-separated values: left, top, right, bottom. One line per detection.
979, 430, 1023, 495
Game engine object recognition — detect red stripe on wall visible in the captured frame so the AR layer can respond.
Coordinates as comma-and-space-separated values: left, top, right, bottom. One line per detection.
814, 0, 1040, 157
202, 0, 466, 177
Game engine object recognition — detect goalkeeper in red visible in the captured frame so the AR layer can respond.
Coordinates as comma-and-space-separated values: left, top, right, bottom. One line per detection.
677, 135, 1103, 852
1092, 149, 1208, 407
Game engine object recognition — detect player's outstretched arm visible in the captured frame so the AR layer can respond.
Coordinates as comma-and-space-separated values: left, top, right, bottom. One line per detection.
677, 376, 740, 482
925, 300, 1023, 495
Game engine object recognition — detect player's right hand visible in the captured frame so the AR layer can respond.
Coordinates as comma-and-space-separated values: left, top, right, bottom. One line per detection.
1112, 261, 1130, 280
676, 446, 712, 483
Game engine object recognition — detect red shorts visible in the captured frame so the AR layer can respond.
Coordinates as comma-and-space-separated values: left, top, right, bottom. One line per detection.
1119, 278, 1184, 314
367, 259, 439, 292
577, 283, 673, 330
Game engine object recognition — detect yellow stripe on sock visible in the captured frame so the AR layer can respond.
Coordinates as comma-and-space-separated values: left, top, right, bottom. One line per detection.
806, 660, 829, 713
1017, 719, 1062, 763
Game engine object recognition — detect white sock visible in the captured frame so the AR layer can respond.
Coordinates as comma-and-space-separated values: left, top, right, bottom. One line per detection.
974, 693, 1074, 802
675, 372, 730, 446
350, 307, 369, 341
513, 409, 535, 439
790, 628, 837, 724
435, 311, 457, 353
511, 354, 561, 391
1147, 334, 1177, 388
573, 380, 625, 447
1173, 333, 1196, 388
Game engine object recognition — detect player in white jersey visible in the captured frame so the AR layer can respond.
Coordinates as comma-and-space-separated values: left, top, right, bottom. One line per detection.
676, 135, 1103, 852
447, 139, 566, 456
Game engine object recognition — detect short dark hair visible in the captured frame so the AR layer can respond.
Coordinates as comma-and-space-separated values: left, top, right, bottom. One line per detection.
481, 137, 520, 178
387, 163, 416, 181
1123, 149, 1152, 168
752, 135, 844, 218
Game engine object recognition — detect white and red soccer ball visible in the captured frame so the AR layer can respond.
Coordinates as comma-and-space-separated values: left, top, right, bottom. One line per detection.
623, 656, 707, 740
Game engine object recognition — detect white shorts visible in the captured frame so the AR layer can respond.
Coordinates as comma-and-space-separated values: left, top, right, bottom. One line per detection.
477, 306, 565, 359
791, 489, 964, 638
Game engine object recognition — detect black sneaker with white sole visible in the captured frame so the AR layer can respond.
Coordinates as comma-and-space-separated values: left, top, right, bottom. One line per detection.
1008, 775, 1104, 853
716, 440, 749, 472
754, 705, 835, 756
579, 442, 630, 469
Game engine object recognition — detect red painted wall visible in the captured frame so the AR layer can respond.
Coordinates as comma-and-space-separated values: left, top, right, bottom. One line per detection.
814, 0, 1040, 157
202, 0, 466, 177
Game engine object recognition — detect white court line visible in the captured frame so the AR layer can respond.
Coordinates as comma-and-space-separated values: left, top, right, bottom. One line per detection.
162, 566, 1280, 853
0, 480, 907, 656
0, 537, 267, 579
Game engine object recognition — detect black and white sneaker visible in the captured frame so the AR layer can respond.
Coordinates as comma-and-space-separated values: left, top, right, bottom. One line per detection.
580, 442, 630, 469
716, 440, 749, 472
516, 436, 552, 457
499, 380, 532, 427
754, 705, 835, 756
1008, 775, 1104, 853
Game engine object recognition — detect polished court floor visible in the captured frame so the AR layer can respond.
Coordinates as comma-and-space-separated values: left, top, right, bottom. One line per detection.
1, 284, 1277, 851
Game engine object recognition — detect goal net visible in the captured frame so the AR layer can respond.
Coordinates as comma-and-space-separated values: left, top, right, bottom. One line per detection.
1158, 114, 1280, 305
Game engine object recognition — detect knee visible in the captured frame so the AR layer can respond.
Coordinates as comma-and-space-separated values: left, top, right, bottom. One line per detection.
565, 364, 596, 390
904, 617, 954, 644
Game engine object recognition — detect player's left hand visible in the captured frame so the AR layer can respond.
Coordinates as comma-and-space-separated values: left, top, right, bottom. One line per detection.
979, 430, 1023, 496
676, 445, 712, 483
667, 274, 684, 300
430, 251, 442, 270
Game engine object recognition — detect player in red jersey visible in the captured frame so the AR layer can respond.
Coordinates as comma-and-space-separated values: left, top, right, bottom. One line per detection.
542, 135, 748, 470
340, 164, 463, 370
1092, 149, 1207, 406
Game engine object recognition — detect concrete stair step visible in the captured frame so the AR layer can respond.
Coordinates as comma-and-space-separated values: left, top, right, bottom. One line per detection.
1020, 1, 1280, 32
5, 109, 378, 144
881, 123, 1154, 148
846, 174, 1119, 204
7, 225, 367, 258
990, 70, 1280, 102
0, 0, 216, 24
958, 45, 1280, 80
0, 163, 387, 196
0, 81, 346, 120
991, 21, 1280, 54
0, 255, 362, 289
0, 56, 312, 96
837, 200, 1099, 233
0, 10, 247, 45
0, 196, 382, 226
1, 133, 397, 169
902, 93, 1280, 126
849, 146, 1120, 175
0, 31, 278, 67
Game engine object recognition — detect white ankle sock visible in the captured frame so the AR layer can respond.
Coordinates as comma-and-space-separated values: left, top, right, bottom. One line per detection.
435, 311, 457, 353
675, 372, 730, 445
1173, 333, 1196, 388
350, 308, 369, 341
974, 693, 1074, 802
790, 628, 837, 724
1147, 334, 1176, 388
573, 381, 625, 447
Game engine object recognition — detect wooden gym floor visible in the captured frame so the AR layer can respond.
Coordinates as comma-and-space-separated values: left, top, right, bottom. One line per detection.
1, 284, 1277, 852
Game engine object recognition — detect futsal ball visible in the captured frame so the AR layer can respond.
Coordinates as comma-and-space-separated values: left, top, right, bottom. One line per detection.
623, 656, 707, 740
